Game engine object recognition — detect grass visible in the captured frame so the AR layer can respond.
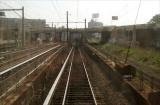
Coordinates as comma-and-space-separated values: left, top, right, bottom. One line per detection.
97, 43, 160, 69
87, 37, 101, 44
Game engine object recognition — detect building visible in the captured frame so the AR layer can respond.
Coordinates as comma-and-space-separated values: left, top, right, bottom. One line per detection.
109, 24, 160, 48
0, 17, 46, 46
88, 19, 103, 28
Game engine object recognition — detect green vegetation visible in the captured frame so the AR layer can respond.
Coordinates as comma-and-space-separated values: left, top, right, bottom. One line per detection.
97, 43, 160, 69
87, 37, 100, 44
148, 14, 160, 27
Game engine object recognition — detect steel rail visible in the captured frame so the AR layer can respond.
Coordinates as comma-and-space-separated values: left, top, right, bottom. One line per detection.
0, 45, 53, 69
0, 45, 61, 77
43, 47, 73, 105
0, 46, 64, 98
0, 43, 56, 57
0, 43, 57, 68
79, 49, 98, 105
62, 49, 75, 105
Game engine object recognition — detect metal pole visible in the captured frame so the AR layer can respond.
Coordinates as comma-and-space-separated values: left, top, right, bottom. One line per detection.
66, 11, 68, 42
54, 25, 56, 41
132, 25, 136, 47
124, 25, 136, 64
84, 19, 86, 42
85, 19, 86, 29
6, 18, 8, 51
52, 22, 53, 29
22, 6, 24, 48
52, 22, 53, 41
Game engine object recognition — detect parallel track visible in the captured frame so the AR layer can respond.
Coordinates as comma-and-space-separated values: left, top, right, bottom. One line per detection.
0, 45, 62, 97
0, 43, 57, 71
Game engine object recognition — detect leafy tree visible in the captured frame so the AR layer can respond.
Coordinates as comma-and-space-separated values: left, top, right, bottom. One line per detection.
148, 14, 160, 27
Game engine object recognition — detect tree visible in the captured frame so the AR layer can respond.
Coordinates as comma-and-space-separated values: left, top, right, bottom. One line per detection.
148, 14, 160, 27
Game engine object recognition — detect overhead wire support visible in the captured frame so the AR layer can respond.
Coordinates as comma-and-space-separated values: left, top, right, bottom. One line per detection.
124, 0, 142, 64
67, 11, 69, 42
0, 2, 32, 18
84, 19, 87, 42
0, 8, 22, 11
0, 7, 25, 48
47, 21, 85, 23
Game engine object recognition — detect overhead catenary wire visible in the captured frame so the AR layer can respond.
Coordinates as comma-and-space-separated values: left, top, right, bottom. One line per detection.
115, 1, 129, 17
76, 0, 79, 28
55, 0, 64, 18
119, 5, 139, 25
54, 0, 68, 27
0, 1, 33, 19
0, 2, 22, 18
50, 0, 63, 22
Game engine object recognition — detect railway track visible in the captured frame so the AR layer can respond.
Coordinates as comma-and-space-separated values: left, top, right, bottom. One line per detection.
0, 43, 55, 57
0, 43, 57, 71
0, 43, 51, 59
0, 43, 16, 53
0, 45, 62, 97
0, 45, 137, 105
43, 48, 98, 105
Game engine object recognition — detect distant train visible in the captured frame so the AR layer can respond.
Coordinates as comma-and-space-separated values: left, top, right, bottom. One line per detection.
71, 32, 82, 48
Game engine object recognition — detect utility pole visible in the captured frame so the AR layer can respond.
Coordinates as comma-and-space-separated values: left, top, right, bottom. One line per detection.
66, 11, 69, 42
52, 22, 53, 41
124, 25, 137, 64
132, 25, 136, 47
124, 0, 141, 64
84, 19, 87, 42
54, 25, 56, 41
52, 22, 53, 28
85, 19, 86, 29
22, 6, 24, 47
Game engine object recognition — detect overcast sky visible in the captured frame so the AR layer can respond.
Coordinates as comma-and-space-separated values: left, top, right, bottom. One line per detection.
0, 0, 160, 28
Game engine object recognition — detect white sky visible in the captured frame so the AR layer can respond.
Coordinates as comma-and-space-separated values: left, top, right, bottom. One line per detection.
0, 0, 160, 28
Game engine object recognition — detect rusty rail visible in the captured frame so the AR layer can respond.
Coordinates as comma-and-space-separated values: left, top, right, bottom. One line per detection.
43, 47, 73, 105
0, 45, 62, 97
43, 48, 98, 105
